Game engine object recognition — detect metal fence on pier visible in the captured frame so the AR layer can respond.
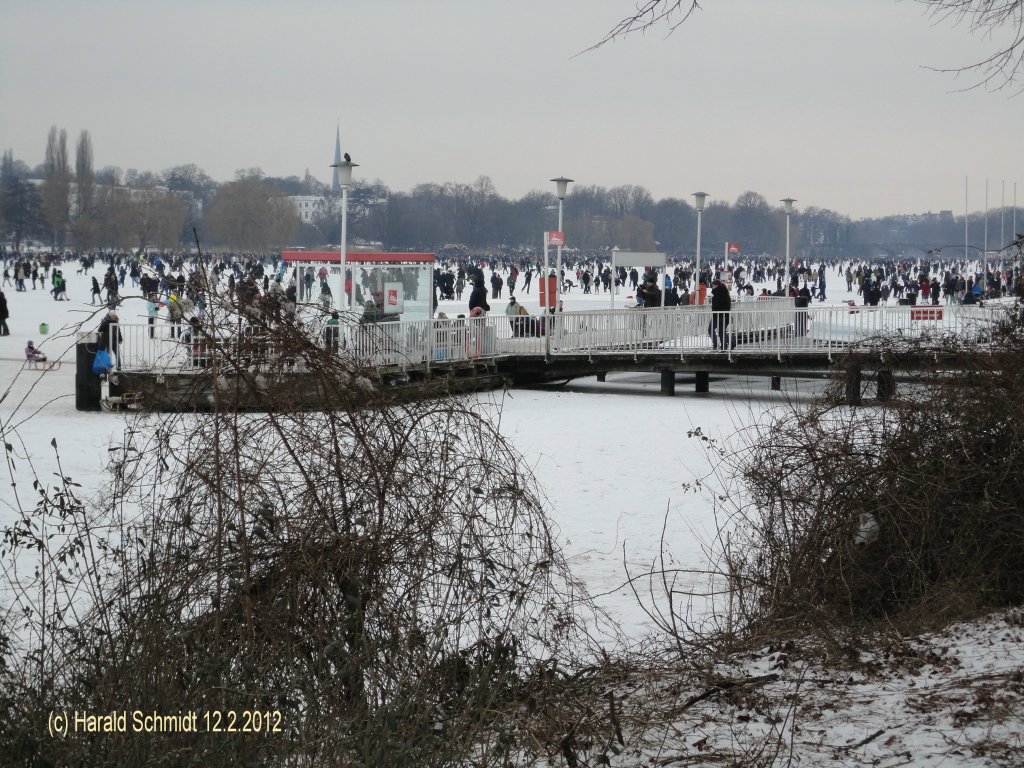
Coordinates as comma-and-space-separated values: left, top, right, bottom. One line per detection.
100, 301, 1009, 374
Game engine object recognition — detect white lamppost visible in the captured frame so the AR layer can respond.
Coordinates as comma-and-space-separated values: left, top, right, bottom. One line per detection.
610, 246, 619, 310
782, 198, 796, 294
330, 158, 358, 311
984, 179, 989, 296
693, 192, 708, 302
551, 177, 573, 312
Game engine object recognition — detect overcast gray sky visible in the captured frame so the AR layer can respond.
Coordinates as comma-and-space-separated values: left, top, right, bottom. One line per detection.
2, 0, 1021, 220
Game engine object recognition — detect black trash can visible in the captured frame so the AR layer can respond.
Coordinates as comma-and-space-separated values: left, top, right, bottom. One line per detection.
75, 333, 102, 411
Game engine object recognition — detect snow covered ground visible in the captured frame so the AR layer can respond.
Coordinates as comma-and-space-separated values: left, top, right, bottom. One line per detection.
2, 260, 1021, 766
1, 262, 823, 639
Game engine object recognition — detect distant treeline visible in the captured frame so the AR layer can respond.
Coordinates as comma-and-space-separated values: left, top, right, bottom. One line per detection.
2, 132, 1018, 259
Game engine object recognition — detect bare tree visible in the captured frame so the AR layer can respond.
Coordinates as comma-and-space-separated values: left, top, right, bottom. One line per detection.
93, 184, 188, 251
1, 150, 44, 249
40, 126, 71, 249
586, 1, 703, 52
204, 177, 299, 250
597, 1, 1024, 91
919, 0, 1024, 91
71, 130, 98, 252
0, 279, 616, 766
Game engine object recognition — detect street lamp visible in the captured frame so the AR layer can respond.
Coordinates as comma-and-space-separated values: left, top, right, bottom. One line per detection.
693, 192, 708, 303
330, 158, 358, 312
610, 246, 620, 310
551, 177, 573, 312
781, 198, 796, 295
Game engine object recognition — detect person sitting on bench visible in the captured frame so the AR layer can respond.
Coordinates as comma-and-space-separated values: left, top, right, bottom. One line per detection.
25, 340, 47, 363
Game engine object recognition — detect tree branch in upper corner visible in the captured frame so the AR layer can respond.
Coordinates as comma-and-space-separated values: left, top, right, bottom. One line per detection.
587, 0, 1024, 93
580, 1, 703, 55
918, 0, 1024, 93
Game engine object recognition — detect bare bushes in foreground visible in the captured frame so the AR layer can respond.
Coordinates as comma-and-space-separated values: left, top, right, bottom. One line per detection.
1, 296, 619, 767
720, 303, 1024, 638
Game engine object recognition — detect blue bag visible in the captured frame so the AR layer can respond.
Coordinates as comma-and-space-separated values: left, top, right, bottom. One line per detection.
92, 349, 113, 376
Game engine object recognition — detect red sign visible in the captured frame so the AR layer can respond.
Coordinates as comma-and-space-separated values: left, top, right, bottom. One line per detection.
546, 231, 565, 247
910, 307, 943, 321
387, 289, 399, 307
538, 275, 557, 308
727, 242, 741, 254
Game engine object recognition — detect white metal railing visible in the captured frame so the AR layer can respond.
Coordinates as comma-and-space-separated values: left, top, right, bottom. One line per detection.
102, 302, 1012, 374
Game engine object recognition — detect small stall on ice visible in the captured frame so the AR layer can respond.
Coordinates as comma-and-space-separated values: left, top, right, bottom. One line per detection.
280, 250, 436, 323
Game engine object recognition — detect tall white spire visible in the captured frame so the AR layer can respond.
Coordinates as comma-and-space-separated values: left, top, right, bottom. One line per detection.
331, 123, 342, 194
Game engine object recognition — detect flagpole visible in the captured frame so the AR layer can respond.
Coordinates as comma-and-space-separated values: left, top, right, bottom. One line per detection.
984, 178, 989, 295
965, 176, 969, 267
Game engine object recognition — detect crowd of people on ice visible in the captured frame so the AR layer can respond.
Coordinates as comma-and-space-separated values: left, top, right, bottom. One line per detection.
1, 245, 1021, 367
436, 252, 1022, 312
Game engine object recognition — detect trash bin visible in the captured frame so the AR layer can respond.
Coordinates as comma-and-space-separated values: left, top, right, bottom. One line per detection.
39, 322, 49, 335
75, 332, 102, 411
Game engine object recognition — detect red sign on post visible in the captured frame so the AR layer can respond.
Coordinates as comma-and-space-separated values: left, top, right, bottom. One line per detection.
910, 307, 943, 321
539, 275, 557, 308
546, 231, 565, 247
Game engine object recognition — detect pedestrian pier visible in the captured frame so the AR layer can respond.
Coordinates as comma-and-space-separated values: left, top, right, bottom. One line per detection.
75, 300, 1007, 411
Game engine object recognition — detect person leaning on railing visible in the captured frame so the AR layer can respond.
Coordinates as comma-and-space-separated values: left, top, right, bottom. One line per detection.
709, 279, 732, 350
96, 310, 123, 370
183, 316, 210, 368
324, 311, 340, 352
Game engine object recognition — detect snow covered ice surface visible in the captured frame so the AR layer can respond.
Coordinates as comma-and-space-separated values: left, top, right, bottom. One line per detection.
0, 262, 820, 640
2, 261, 1022, 766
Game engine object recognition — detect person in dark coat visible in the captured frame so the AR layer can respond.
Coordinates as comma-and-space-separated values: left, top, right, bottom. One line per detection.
468, 278, 490, 315
96, 309, 123, 369
0, 290, 9, 335
639, 277, 662, 307
709, 279, 732, 350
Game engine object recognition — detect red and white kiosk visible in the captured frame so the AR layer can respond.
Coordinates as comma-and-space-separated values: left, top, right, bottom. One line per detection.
280, 250, 436, 323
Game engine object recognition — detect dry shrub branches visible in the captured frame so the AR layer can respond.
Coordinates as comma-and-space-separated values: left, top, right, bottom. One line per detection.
724, 303, 1024, 638
1, 284, 615, 767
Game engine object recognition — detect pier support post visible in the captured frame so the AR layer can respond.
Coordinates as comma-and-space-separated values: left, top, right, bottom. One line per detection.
845, 368, 862, 405
660, 370, 676, 396
877, 370, 896, 402
770, 376, 781, 391
695, 371, 710, 394
596, 372, 606, 382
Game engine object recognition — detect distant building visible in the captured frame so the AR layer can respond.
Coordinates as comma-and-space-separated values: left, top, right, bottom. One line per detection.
288, 194, 337, 223
286, 127, 351, 223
